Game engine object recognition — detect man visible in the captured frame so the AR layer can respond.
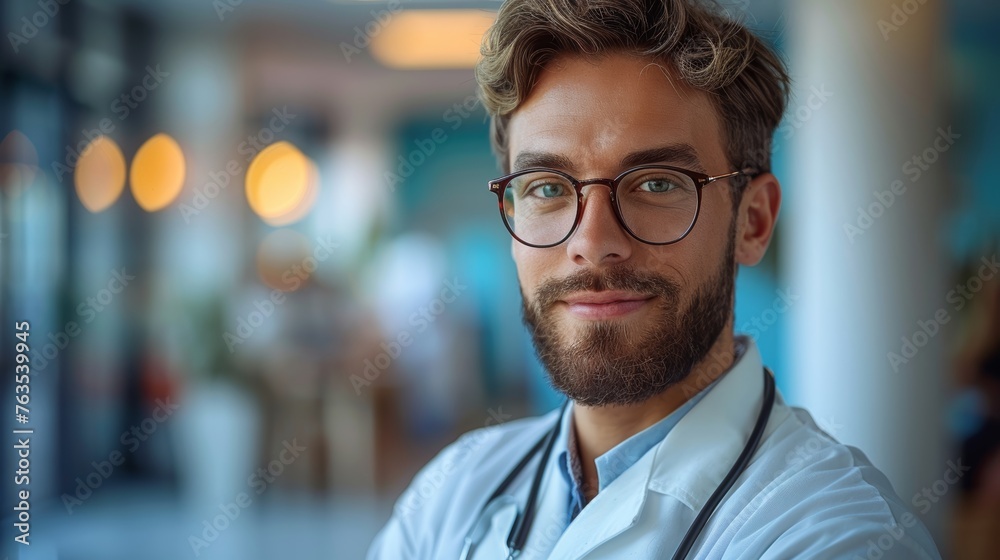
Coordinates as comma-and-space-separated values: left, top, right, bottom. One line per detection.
368, 0, 942, 558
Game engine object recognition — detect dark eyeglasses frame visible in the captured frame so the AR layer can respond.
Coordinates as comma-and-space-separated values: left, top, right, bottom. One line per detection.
488, 164, 757, 248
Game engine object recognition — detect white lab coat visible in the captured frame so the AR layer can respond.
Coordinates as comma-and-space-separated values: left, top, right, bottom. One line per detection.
367, 340, 941, 559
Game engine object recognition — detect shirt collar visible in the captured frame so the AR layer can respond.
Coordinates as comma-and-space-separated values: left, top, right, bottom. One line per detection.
645, 336, 784, 511
554, 337, 749, 515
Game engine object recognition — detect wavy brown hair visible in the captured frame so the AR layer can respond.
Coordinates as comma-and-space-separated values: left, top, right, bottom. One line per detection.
476, 0, 790, 201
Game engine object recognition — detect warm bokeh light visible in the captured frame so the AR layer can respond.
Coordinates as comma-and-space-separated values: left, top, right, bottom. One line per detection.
370, 10, 496, 69
245, 141, 314, 224
0, 130, 39, 197
256, 228, 312, 291
74, 135, 126, 213
263, 158, 319, 227
130, 133, 186, 212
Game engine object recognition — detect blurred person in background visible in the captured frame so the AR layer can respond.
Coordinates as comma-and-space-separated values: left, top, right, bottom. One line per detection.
367, 0, 941, 558
953, 258, 1000, 560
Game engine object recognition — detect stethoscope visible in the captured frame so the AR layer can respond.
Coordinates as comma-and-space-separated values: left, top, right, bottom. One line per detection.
460, 367, 775, 560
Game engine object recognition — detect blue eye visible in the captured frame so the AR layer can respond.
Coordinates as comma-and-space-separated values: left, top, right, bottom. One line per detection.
510, 173, 574, 202
525, 181, 568, 198
639, 179, 679, 193
539, 183, 565, 197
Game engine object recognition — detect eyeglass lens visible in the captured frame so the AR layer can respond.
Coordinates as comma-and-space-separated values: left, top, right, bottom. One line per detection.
501, 167, 699, 246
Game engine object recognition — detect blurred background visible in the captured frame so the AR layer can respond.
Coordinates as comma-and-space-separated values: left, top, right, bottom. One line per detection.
0, 0, 998, 558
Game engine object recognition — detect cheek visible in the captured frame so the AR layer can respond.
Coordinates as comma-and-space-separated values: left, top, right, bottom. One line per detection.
512, 244, 537, 288
699, 186, 735, 234
644, 217, 730, 291
686, 191, 734, 258
512, 244, 554, 295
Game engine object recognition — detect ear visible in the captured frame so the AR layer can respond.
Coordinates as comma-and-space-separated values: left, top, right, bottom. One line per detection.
734, 172, 781, 266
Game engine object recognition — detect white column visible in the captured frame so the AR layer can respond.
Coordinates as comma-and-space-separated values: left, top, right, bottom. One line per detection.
786, 0, 951, 544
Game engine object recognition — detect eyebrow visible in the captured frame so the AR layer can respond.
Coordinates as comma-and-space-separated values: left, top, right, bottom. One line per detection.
620, 144, 705, 173
511, 143, 706, 175
511, 151, 575, 173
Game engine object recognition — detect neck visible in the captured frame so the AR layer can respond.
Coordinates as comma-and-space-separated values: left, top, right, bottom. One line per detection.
571, 329, 737, 496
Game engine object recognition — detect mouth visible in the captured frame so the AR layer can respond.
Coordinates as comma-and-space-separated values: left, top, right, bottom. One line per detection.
560, 291, 656, 321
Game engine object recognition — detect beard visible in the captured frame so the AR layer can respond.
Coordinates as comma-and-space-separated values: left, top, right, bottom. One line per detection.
521, 236, 736, 407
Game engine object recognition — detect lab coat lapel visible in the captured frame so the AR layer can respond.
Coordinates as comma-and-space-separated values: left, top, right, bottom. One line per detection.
646, 342, 773, 512
546, 440, 654, 559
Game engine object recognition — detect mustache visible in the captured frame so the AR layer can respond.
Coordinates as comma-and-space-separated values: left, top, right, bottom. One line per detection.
533, 266, 681, 310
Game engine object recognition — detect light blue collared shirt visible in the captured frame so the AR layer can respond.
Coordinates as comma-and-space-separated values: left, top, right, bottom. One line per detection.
554, 341, 744, 523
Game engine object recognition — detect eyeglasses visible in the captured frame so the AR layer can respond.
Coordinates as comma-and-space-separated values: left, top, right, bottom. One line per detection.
488, 164, 756, 248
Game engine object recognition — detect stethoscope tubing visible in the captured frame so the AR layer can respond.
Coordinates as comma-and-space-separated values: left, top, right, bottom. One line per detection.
670, 367, 775, 559
464, 367, 776, 560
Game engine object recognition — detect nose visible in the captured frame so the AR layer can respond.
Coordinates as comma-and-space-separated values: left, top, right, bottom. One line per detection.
564, 183, 633, 267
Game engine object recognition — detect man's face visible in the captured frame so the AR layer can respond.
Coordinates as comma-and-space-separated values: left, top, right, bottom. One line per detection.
507, 53, 738, 407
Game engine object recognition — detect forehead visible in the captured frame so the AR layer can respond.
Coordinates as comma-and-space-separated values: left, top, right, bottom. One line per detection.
506, 53, 724, 174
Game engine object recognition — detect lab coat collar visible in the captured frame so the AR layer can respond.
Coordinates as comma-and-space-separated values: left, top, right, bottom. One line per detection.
549, 336, 777, 559
645, 336, 777, 510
